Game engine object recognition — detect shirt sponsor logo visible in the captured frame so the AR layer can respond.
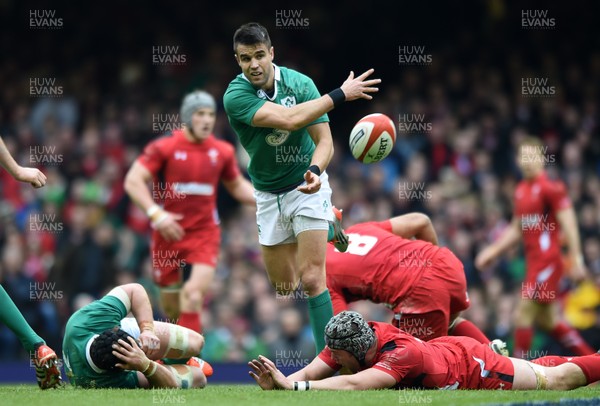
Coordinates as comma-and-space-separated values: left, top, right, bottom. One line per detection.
265, 129, 291, 146
174, 151, 187, 160
174, 182, 214, 196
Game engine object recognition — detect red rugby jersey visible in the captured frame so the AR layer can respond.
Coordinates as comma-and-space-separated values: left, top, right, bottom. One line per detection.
513, 171, 571, 270
325, 221, 440, 314
137, 130, 241, 232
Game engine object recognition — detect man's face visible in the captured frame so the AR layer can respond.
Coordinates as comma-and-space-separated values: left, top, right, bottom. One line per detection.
329, 348, 360, 372
517, 144, 544, 179
189, 107, 215, 141
235, 43, 274, 90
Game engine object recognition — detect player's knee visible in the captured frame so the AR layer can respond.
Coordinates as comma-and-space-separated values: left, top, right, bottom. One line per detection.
182, 283, 203, 309
188, 331, 205, 354
299, 271, 325, 294
193, 369, 207, 388
271, 279, 299, 295
548, 365, 586, 390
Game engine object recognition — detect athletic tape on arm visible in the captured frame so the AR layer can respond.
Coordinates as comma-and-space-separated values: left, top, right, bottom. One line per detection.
107, 287, 132, 314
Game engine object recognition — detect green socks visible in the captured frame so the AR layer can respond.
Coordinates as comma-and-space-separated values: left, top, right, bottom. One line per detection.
327, 223, 335, 241
0, 285, 44, 352
308, 289, 333, 353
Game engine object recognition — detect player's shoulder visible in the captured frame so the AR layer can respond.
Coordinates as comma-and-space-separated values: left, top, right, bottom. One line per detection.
278, 65, 315, 86
145, 132, 178, 150
209, 135, 236, 154
225, 74, 254, 95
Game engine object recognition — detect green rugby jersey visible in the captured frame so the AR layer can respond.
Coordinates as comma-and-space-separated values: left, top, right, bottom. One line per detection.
62, 294, 139, 388
224, 64, 329, 192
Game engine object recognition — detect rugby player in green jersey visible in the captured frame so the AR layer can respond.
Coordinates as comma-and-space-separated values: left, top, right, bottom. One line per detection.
224, 22, 380, 353
0, 135, 61, 389
62, 283, 212, 388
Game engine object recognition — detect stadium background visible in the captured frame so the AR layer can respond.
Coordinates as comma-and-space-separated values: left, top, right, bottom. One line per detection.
0, 0, 599, 383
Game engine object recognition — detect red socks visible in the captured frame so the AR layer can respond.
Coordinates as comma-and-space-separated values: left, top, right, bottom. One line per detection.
451, 319, 490, 344
531, 355, 570, 367
549, 322, 595, 356
567, 353, 600, 384
514, 327, 534, 358
177, 312, 202, 333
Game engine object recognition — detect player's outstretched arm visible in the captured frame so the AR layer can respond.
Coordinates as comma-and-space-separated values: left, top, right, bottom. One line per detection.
251, 69, 380, 132
249, 355, 336, 390
258, 354, 396, 390
388, 212, 438, 245
0, 136, 46, 188
307, 368, 396, 390
556, 207, 588, 283
475, 216, 522, 271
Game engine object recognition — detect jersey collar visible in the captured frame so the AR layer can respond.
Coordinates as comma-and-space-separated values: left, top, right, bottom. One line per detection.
253, 64, 280, 101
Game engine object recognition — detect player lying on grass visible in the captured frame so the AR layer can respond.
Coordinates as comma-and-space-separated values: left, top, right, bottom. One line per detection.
0, 135, 61, 389
326, 212, 506, 354
249, 311, 600, 390
62, 283, 212, 388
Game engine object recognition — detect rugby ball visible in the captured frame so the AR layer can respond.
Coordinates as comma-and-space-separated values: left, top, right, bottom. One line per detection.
349, 113, 396, 164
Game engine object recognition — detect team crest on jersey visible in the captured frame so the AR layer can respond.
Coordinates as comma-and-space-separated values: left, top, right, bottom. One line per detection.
208, 148, 219, 165
280, 96, 296, 108
265, 129, 290, 146
174, 150, 187, 160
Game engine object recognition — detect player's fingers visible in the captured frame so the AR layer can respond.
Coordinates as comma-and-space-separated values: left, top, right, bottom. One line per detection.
357, 68, 375, 80
362, 78, 382, 86
117, 338, 134, 351
171, 213, 184, 220
258, 355, 274, 367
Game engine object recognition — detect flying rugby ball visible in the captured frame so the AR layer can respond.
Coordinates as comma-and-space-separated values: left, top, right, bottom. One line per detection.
349, 113, 396, 164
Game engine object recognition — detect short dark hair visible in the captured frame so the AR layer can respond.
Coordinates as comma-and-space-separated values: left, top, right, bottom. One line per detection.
233, 22, 271, 53
89, 327, 136, 371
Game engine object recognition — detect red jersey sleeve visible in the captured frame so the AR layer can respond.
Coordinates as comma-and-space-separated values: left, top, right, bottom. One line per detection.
317, 347, 342, 371
372, 220, 393, 233
221, 143, 241, 182
329, 286, 349, 314
371, 343, 422, 383
542, 179, 572, 213
137, 138, 167, 175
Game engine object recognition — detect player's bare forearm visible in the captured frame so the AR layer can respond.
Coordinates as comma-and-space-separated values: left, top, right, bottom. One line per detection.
287, 357, 336, 382
307, 123, 333, 172
251, 69, 380, 131
222, 175, 256, 206
0, 136, 20, 176
489, 217, 522, 257
252, 96, 334, 132
389, 213, 438, 245
556, 207, 584, 264
305, 369, 396, 390
124, 161, 157, 212
119, 284, 155, 330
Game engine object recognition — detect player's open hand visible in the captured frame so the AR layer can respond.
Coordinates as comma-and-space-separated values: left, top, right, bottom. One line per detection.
13, 166, 47, 188
112, 336, 150, 372
297, 170, 321, 194
340, 69, 381, 101
248, 357, 277, 390
139, 330, 161, 360
257, 355, 293, 390
153, 211, 185, 242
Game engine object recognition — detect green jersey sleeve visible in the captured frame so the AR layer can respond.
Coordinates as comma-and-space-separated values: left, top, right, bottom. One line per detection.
223, 79, 267, 126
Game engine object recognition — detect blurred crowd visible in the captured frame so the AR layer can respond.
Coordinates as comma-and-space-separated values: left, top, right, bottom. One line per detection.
0, 1, 599, 363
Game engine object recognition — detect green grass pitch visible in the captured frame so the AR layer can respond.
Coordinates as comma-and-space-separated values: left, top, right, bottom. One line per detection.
1, 384, 600, 406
